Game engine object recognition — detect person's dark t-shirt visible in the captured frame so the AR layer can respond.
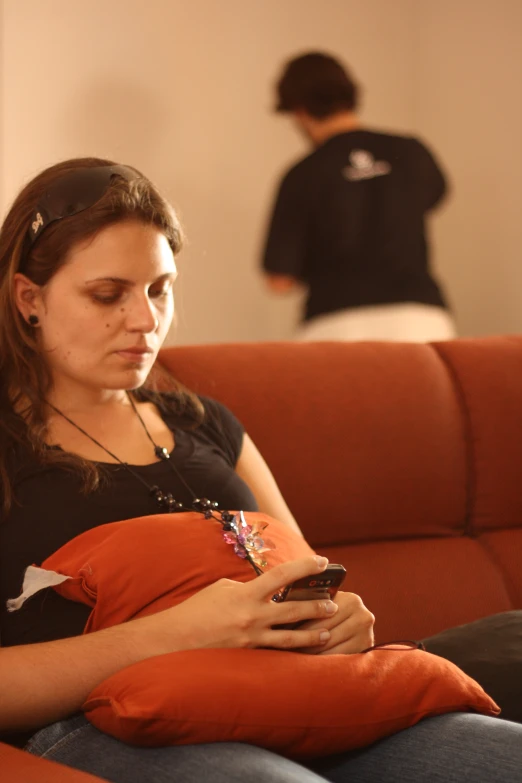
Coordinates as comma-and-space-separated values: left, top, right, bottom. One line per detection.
262, 129, 449, 322
0, 394, 257, 650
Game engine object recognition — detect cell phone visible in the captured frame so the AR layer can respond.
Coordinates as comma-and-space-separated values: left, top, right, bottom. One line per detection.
272, 564, 347, 630
280, 564, 347, 603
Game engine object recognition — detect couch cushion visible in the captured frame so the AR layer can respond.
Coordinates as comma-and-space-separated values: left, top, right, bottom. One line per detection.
158, 341, 468, 548
480, 530, 522, 607
434, 336, 522, 533
317, 537, 513, 640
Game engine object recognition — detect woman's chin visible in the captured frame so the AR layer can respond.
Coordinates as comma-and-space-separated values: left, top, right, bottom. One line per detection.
101, 367, 151, 390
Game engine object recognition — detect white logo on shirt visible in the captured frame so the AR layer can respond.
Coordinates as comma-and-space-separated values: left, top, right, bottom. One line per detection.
343, 150, 391, 181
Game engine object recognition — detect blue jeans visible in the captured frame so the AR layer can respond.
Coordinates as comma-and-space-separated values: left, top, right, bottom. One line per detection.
26, 713, 522, 783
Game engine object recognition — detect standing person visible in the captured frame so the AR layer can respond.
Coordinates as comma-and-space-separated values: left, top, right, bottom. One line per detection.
262, 52, 456, 342
1, 158, 521, 783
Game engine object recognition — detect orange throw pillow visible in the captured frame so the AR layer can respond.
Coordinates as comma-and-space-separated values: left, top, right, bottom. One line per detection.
84, 647, 499, 760
16, 513, 498, 758
40, 512, 315, 630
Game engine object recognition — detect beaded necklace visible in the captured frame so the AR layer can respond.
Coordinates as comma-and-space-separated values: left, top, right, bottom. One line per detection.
46, 395, 272, 576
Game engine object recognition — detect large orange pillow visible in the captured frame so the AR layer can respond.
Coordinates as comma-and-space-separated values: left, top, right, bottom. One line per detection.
84, 647, 499, 759
11, 513, 499, 758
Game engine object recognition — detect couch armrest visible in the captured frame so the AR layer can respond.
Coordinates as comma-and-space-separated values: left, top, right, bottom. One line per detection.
0, 741, 105, 782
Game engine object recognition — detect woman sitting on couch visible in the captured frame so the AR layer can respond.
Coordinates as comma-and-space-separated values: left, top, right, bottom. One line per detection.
0, 158, 520, 783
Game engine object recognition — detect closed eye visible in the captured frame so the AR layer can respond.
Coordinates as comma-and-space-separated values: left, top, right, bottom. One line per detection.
149, 282, 173, 299
87, 272, 176, 305
92, 291, 123, 304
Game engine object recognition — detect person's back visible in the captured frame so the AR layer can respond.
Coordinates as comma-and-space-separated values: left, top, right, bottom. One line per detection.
262, 52, 456, 342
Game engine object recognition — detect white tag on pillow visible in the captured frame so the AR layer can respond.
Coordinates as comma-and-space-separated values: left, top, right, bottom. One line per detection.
6, 565, 71, 612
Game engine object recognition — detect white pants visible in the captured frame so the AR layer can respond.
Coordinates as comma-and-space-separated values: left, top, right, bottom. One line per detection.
297, 303, 457, 343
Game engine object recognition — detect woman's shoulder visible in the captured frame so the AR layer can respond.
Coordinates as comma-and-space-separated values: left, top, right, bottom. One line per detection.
153, 390, 245, 466
197, 395, 245, 467
198, 394, 241, 426
142, 388, 238, 426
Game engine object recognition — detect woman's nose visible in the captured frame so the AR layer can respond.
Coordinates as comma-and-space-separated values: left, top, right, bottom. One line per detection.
124, 294, 158, 333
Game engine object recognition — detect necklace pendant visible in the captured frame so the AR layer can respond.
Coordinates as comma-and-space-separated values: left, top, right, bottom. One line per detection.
155, 445, 170, 461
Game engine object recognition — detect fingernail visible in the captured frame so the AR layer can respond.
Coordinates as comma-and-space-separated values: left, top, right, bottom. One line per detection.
314, 556, 328, 569
325, 601, 337, 614
319, 631, 330, 642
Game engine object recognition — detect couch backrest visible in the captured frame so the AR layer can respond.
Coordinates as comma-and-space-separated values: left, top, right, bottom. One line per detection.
158, 337, 522, 638
159, 337, 522, 544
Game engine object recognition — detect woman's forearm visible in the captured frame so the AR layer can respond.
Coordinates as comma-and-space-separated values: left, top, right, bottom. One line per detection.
0, 555, 334, 733
0, 615, 176, 733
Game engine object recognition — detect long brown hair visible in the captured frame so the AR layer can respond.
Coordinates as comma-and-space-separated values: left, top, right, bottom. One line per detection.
0, 157, 202, 516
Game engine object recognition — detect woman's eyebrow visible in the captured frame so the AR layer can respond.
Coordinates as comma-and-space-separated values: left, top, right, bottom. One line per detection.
85, 272, 177, 285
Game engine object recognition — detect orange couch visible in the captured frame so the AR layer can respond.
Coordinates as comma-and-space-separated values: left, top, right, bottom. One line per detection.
3, 336, 521, 780
159, 336, 522, 641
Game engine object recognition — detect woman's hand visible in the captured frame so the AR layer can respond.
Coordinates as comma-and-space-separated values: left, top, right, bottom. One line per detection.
297, 591, 375, 655
143, 556, 340, 654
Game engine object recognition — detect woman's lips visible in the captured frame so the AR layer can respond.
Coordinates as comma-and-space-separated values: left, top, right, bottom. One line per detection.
115, 348, 153, 363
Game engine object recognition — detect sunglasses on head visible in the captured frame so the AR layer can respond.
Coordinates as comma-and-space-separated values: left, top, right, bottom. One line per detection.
20, 164, 139, 272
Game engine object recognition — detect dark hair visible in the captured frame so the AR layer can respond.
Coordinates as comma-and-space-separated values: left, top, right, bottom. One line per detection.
275, 52, 359, 119
0, 157, 203, 516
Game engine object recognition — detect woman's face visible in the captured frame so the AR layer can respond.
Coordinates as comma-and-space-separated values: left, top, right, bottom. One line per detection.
26, 220, 177, 394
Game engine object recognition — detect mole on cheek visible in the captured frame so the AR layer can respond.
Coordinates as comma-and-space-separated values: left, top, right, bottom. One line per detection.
105, 323, 110, 328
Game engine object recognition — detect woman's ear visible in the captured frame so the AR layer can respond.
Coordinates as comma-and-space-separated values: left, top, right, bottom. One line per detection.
13, 273, 42, 324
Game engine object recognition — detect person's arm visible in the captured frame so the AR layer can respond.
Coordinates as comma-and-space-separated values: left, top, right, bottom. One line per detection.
265, 274, 302, 295
235, 433, 303, 537
261, 167, 309, 291
0, 557, 336, 733
409, 137, 449, 211
0, 616, 163, 733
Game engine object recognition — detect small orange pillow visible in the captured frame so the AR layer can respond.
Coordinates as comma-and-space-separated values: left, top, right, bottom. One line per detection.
84, 647, 499, 760
40, 512, 314, 631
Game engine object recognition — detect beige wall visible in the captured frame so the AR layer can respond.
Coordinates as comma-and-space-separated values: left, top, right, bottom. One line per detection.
414, 0, 522, 336
1, 0, 520, 342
